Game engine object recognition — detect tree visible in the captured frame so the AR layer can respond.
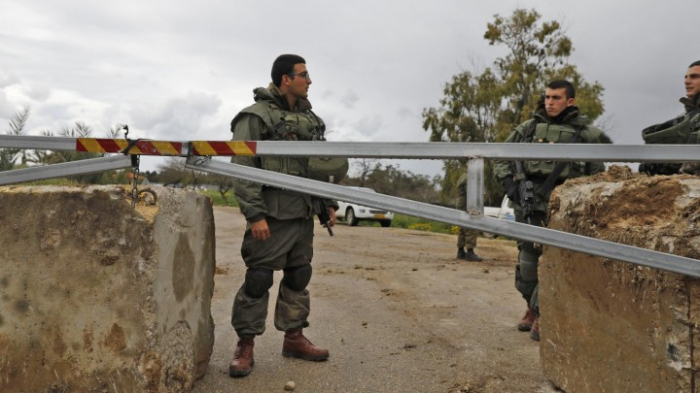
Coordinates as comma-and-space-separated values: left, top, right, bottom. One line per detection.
157, 157, 189, 187
423, 8, 605, 204
350, 158, 380, 187
2, 111, 123, 184
422, 70, 503, 204
341, 162, 442, 204
0, 107, 31, 171
209, 173, 235, 206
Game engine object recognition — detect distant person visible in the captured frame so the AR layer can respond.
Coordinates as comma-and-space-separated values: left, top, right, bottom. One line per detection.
641, 60, 700, 175
228, 54, 347, 377
494, 80, 606, 341
455, 174, 483, 261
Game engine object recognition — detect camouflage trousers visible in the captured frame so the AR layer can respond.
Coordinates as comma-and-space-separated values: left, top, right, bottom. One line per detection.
514, 209, 548, 315
232, 217, 314, 336
456, 193, 478, 249
457, 227, 478, 249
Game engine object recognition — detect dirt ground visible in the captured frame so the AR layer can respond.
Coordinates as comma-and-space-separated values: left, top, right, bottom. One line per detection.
194, 206, 559, 393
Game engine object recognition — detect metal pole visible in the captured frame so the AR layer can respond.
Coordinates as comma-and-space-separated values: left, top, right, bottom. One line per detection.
2, 135, 700, 162
0, 156, 133, 186
466, 158, 484, 215
185, 158, 700, 279
189, 141, 700, 162
0, 135, 77, 151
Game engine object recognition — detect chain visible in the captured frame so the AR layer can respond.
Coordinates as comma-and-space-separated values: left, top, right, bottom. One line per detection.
188, 155, 212, 167
130, 155, 140, 208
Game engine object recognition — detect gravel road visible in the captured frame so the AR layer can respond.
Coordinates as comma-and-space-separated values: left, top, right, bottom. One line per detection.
192, 206, 557, 393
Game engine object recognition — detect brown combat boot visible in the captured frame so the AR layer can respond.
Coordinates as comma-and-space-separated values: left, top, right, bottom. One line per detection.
530, 317, 540, 342
282, 329, 329, 361
229, 336, 255, 377
517, 306, 536, 332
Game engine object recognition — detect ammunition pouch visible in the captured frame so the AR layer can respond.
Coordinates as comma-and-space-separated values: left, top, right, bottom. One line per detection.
307, 157, 349, 183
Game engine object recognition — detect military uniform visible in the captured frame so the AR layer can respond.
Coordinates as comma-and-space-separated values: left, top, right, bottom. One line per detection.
641, 92, 700, 175
494, 106, 605, 316
455, 174, 480, 259
230, 83, 340, 337
680, 93, 700, 174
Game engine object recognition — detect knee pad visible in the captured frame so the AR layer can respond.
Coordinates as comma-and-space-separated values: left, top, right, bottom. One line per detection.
282, 265, 312, 291
515, 265, 537, 301
244, 268, 273, 298
518, 248, 539, 283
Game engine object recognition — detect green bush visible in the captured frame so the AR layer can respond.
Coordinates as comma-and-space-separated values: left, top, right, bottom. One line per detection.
200, 189, 238, 207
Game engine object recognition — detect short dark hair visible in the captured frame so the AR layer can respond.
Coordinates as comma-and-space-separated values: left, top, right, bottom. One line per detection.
547, 80, 575, 99
689, 60, 700, 68
271, 54, 306, 87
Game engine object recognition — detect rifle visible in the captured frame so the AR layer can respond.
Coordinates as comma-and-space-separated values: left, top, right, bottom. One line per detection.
513, 161, 536, 225
317, 199, 334, 236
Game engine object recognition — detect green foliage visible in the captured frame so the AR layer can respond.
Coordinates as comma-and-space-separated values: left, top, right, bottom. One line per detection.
341, 161, 443, 204
423, 8, 606, 204
201, 189, 239, 207
339, 212, 454, 234
0, 107, 31, 170
390, 213, 454, 234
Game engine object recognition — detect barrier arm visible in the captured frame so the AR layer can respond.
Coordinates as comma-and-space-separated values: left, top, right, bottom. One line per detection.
0, 135, 182, 186
5, 136, 700, 162
0, 155, 133, 186
185, 157, 700, 279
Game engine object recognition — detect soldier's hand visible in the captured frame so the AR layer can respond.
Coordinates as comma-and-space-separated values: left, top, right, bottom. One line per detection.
250, 218, 271, 241
502, 176, 520, 204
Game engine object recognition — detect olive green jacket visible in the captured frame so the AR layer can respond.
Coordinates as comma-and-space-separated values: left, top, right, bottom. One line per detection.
679, 93, 700, 174
641, 93, 700, 175
230, 84, 338, 223
681, 93, 700, 141
494, 107, 606, 212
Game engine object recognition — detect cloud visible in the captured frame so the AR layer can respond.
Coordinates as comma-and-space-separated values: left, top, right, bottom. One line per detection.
0, 92, 16, 120
0, 70, 20, 89
398, 107, 414, 117
0, 72, 23, 120
340, 90, 359, 109
22, 84, 51, 102
352, 115, 384, 138
128, 90, 222, 140
1, 0, 697, 177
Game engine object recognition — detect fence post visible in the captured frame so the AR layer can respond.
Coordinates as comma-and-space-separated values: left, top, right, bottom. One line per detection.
466, 158, 484, 215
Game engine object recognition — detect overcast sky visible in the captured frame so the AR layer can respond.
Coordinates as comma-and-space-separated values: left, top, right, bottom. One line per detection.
0, 0, 696, 176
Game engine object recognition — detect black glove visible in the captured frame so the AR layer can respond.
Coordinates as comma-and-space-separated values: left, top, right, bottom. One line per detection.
502, 177, 519, 205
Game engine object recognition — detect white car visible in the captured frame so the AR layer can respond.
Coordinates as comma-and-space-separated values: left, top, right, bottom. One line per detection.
472, 195, 515, 221
336, 187, 394, 227
481, 195, 515, 238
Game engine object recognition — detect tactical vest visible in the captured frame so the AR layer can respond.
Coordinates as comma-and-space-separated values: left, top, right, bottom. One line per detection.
233, 101, 349, 183
684, 110, 700, 144
520, 120, 595, 180
642, 107, 700, 144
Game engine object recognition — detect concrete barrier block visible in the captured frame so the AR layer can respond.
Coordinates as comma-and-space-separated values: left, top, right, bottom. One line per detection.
540, 168, 700, 393
0, 185, 215, 392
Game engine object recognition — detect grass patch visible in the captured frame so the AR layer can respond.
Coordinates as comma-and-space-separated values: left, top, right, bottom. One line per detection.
346, 213, 457, 235
200, 189, 238, 208
392, 213, 456, 234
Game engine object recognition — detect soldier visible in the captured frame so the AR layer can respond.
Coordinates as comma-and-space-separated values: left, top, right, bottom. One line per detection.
641, 60, 700, 175
228, 54, 348, 377
494, 80, 606, 341
455, 174, 483, 261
